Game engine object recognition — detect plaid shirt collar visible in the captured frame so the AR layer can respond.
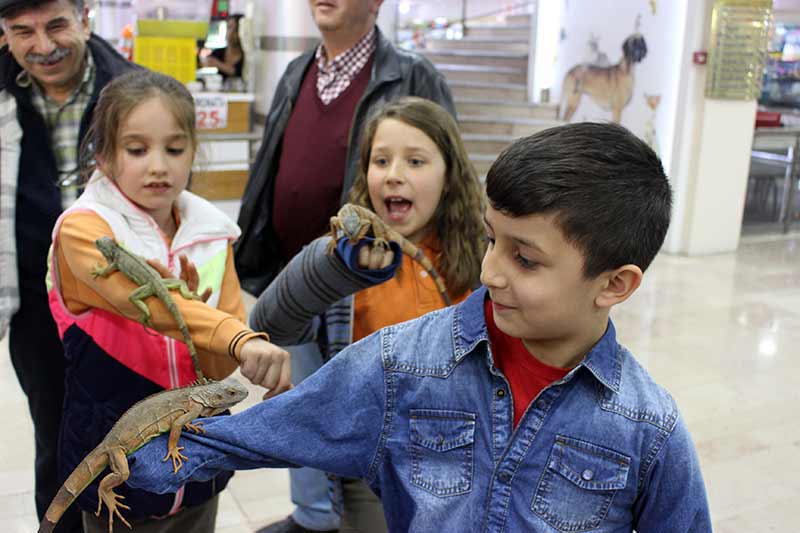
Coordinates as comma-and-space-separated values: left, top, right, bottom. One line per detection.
17, 52, 95, 208
315, 27, 376, 104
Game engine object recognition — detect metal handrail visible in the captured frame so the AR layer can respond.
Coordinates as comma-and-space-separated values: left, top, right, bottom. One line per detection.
459, 1, 535, 27
396, 0, 535, 35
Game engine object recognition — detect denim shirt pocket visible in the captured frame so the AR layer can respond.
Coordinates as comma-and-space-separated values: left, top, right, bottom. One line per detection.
532, 435, 630, 532
409, 409, 476, 497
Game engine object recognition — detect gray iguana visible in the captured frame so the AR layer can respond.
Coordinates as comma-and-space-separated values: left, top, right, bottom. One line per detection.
327, 203, 452, 306
92, 236, 205, 382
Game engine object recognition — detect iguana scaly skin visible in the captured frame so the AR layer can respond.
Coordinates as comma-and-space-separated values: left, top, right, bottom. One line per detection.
93, 236, 205, 382
38, 378, 249, 533
327, 203, 452, 306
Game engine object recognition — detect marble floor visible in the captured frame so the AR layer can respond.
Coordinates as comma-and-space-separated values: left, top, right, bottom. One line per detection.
2, 233, 799, 532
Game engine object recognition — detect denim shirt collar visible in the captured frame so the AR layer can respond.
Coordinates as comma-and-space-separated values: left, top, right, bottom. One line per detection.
453, 286, 622, 393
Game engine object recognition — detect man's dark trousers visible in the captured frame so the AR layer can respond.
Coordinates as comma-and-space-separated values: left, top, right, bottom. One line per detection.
9, 291, 82, 533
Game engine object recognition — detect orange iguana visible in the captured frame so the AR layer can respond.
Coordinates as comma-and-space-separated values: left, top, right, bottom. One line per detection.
327, 203, 452, 306
38, 378, 249, 533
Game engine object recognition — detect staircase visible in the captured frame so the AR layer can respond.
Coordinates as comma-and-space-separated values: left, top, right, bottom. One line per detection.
419, 12, 562, 179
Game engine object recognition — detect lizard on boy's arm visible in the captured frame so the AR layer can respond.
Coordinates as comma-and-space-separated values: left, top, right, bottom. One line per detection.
38, 379, 248, 533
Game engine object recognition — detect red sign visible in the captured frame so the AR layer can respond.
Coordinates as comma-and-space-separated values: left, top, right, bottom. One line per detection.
693, 51, 708, 65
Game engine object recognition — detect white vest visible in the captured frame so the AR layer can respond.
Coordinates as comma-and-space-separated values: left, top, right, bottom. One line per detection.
47, 172, 240, 389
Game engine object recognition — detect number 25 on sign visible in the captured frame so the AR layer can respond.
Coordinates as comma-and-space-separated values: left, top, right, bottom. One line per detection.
195, 94, 228, 130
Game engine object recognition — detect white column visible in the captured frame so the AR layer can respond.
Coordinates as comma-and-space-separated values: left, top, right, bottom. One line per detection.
246, 1, 398, 116
247, 1, 320, 116
664, 0, 758, 255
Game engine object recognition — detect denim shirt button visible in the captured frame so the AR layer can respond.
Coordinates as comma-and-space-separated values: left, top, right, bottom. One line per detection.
536, 399, 547, 410
496, 388, 506, 398
582, 469, 594, 481
436, 434, 445, 445
498, 472, 511, 484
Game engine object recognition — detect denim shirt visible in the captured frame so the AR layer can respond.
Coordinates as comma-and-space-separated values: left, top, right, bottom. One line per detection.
128, 286, 711, 532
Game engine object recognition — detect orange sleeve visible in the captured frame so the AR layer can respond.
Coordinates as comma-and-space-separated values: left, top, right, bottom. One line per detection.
195, 244, 249, 379
215, 243, 247, 323
57, 212, 264, 375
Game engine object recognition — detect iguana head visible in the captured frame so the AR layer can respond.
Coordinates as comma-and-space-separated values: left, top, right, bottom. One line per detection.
339, 204, 362, 238
95, 236, 119, 261
192, 378, 249, 415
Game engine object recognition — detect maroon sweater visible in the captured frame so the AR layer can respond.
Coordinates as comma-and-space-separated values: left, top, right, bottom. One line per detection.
271, 56, 374, 261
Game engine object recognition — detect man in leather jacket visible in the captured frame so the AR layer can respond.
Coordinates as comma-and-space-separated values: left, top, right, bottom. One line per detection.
234, 1, 454, 298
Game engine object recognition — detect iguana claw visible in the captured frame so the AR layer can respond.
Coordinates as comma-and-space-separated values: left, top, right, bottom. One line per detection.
184, 421, 205, 434
96, 489, 131, 532
163, 445, 189, 473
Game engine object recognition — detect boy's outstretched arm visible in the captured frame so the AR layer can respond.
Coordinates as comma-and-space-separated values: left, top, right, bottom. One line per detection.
125, 331, 389, 493
633, 416, 712, 531
249, 235, 400, 345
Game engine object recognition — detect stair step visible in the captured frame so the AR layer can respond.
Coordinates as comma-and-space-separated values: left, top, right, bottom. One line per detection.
421, 49, 528, 70
469, 153, 499, 176
465, 24, 531, 39
455, 98, 560, 120
459, 115, 562, 136
426, 37, 530, 52
506, 14, 532, 25
449, 80, 527, 101
462, 133, 516, 154
436, 63, 527, 85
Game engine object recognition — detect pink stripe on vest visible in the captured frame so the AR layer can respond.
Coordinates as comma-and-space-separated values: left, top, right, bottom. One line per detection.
49, 289, 197, 389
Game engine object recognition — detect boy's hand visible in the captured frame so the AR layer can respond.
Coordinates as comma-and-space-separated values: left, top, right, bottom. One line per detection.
146, 255, 213, 302
357, 241, 394, 270
239, 338, 292, 400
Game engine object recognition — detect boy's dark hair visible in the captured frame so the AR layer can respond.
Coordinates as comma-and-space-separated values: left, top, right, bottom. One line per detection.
486, 122, 671, 277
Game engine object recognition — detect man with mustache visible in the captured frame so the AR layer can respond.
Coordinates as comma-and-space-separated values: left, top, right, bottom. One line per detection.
238, 2, 454, 532
0, 1, 136, 531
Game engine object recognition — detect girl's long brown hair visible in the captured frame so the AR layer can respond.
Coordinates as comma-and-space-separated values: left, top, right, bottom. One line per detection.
349, 97, 485, 297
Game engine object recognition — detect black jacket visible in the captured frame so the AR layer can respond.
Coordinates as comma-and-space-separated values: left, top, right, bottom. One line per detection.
0, 35, 136, 297
234, 28, 455, 296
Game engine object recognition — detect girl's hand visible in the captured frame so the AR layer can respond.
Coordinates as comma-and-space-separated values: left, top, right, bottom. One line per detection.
357, 241, 394, 270
146, 255, 213, 302
238, 338, 292, 400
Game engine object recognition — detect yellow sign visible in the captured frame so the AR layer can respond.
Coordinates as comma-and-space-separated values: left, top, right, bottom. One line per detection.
706, 0, 772, 100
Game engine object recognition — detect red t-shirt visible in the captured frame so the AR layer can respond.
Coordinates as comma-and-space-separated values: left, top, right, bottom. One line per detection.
484, 297, 570, 428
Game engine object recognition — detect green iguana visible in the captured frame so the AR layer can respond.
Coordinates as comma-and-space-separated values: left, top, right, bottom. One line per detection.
327, 203, 452, 306
38, 378, 249, 533
92, 236, 205, 382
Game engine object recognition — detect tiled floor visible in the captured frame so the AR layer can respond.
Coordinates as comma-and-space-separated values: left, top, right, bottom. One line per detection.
2, 234, 799, 531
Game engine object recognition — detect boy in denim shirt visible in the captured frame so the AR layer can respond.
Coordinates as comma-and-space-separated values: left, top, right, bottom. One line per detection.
126, 122, 711, 532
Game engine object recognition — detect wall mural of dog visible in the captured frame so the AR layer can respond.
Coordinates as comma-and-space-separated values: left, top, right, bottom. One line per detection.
560, 33, 648, 123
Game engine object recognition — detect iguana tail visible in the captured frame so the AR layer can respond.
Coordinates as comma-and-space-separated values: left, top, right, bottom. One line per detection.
178, 321, 203, 382
39, 450, 108, 532
388, 226, 452, 306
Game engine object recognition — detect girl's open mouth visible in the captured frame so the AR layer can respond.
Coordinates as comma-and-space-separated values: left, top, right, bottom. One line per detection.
385, 197, 412, 222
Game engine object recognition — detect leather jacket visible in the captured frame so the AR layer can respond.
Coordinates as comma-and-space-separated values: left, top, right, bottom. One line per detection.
234, 27, 455, 296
